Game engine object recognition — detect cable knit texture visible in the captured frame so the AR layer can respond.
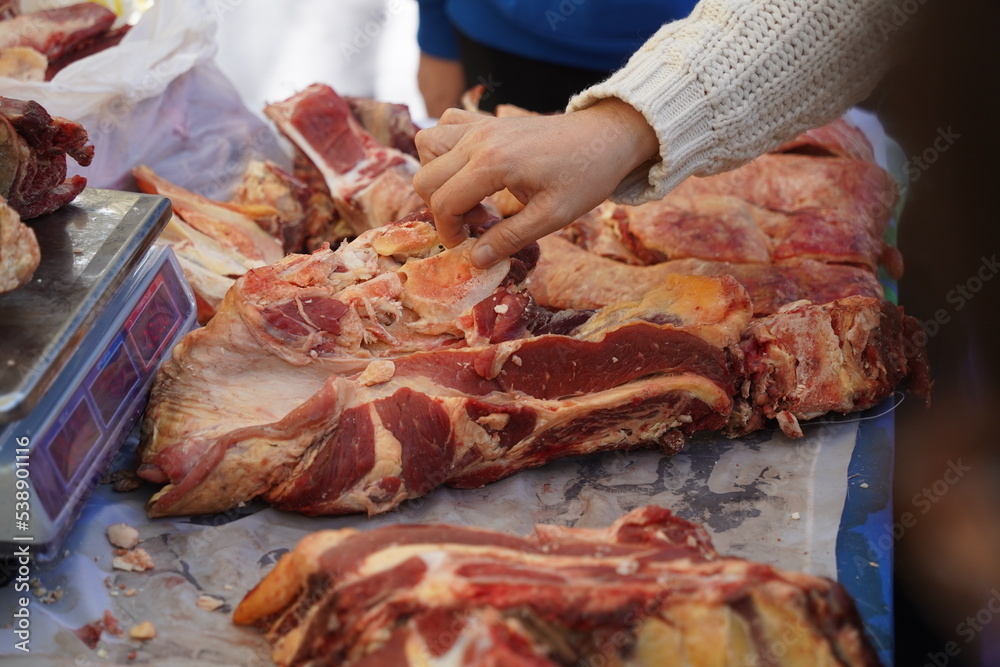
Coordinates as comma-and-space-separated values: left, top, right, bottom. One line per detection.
567, 0, 899, 205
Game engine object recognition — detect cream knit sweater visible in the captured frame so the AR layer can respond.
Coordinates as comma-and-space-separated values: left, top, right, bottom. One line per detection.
567, 0, 900, 205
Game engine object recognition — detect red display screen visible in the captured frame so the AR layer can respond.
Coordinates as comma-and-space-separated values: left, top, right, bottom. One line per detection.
47, 398, 100, 484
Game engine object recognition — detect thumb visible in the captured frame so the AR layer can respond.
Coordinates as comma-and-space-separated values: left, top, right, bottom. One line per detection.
470, 200, 563, 268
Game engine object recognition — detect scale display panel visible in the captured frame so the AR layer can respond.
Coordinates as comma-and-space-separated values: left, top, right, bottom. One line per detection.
0, 190, 196, 559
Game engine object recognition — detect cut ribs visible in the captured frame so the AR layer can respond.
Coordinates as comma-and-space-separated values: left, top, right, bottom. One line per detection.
265, 84, 424, 237
0, 95, 92, 219
234, 506, 883, 667
0, 194, 38, 294
138, 211, 753, 517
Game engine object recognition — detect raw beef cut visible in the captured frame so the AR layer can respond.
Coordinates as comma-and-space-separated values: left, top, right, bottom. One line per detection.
234, 506, 883, 667
138, 211, 753, 517
668, 153, 901, 277
616, 192, 896, 273
138, 211, 927, 518
265, 84, 424, 237
0, 3, 115, 63
0, 95, 92, 219
527, 116, 906, 312
0, 194, 37, 294
135, 166, 282, 265
527, 234, 884, 316
733, 296, 931, 438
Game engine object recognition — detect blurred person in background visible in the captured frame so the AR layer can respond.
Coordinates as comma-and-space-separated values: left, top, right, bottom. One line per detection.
416, 0, 698, 116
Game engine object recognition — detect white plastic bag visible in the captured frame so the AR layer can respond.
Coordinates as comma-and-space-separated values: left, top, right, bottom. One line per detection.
0, 0, 288, 198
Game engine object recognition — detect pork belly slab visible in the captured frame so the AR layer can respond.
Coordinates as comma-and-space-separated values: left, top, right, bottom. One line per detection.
139, 211, 753, 517
234, 506, 884, 667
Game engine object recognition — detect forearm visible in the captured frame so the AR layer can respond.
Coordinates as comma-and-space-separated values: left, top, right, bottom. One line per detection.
568, 0, 901, 205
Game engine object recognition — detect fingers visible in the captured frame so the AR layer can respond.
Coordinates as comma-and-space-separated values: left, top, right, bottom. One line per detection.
438, 107, 483, 126
471, 198, 570, 268
425, 160, 506, 247
414, 122, 468, 165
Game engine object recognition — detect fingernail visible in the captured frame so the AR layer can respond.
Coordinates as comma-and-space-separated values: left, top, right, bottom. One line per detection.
472, 242, 498, 268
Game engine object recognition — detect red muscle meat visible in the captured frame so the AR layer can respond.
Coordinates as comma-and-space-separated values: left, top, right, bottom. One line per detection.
0, 96, 92, 219
138, 209, 927, 517
138, 211, 753, 517
265, 84, 423, 236
234, 506, 884, 666
774, 118, 877, 161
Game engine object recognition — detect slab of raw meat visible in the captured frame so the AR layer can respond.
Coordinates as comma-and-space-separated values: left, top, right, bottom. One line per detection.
234, 506, 883, 667
527, 234, 884, 317
733, 296, 931, 438
671, 154, 898, 249
45, 23, 128, 79
265, 84, 424, 236
0, 194, 38, 293
0, 95, 92, 218
156, 214, 267, 324
138, 211, 753, 517
617, 192, 898, 273
0, 3, 115, 62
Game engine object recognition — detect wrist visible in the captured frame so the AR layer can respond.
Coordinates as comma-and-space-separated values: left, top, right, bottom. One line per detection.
580, 97, 660, 173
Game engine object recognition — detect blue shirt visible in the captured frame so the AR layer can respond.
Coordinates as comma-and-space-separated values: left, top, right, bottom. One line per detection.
417, 0, 698, 72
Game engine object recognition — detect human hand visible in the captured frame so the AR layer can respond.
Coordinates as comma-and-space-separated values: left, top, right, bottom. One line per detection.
413, 98, 659, 268
417, 52, 466, 119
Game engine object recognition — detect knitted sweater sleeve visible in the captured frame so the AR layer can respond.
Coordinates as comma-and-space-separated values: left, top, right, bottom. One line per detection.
566, 0, 900, 205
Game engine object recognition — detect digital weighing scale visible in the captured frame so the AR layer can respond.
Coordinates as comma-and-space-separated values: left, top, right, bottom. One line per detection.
0, 189, 197, 560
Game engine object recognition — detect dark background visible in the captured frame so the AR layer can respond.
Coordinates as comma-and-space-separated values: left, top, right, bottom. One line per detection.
864, 0, 1000, 664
